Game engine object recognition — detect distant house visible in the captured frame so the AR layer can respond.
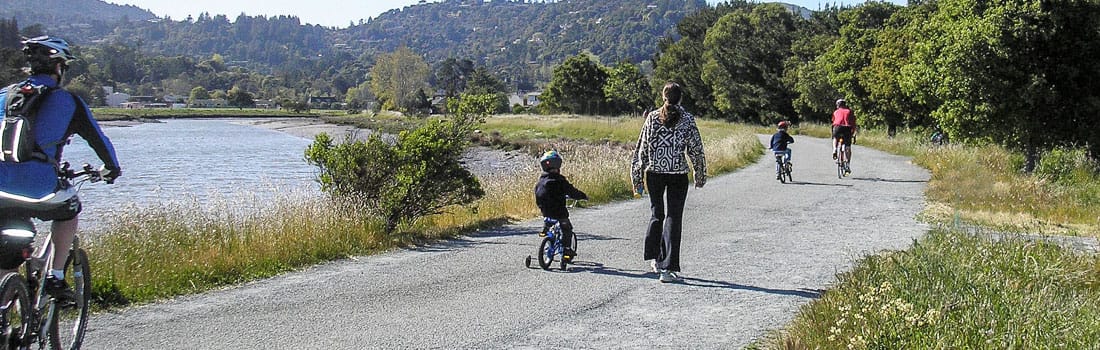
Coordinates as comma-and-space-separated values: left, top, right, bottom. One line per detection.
162, 94, 186, 104
308, 96, 339, 104
189, 99, 229, 108
525, 92, 542, 106
105, 92, 131, 107
254, 99, 276, 109
508, 93, 524, 107
129, 96, 156, 103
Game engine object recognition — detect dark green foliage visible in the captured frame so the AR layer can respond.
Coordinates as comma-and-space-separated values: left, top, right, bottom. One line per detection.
903, 0, 1100, 167
604, 61, 653, 116
702, 4, 797, 123
434, 58, 474, 98
542, 54, 609, 115
304, 95, 490, 233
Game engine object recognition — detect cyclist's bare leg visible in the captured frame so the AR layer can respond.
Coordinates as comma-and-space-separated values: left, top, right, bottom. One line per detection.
50, 218, 77, 275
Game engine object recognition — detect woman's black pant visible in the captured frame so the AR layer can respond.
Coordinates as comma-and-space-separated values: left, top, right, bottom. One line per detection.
643, 172, 688, 272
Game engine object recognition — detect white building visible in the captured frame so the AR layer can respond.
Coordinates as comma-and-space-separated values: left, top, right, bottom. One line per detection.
105, 92, 131, 108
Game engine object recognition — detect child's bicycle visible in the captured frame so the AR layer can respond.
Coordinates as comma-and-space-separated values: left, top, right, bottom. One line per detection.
774, 152, 792, 183
525, 199, 584, 271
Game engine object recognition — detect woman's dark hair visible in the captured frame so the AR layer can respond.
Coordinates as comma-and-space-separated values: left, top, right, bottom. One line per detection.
659, 82, 683, 126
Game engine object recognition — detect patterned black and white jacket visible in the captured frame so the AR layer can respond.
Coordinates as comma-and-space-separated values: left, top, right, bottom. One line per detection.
630, 106, 707, 189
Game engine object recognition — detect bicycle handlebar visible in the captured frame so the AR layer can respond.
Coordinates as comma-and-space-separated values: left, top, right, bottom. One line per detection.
60, 162, 104, 183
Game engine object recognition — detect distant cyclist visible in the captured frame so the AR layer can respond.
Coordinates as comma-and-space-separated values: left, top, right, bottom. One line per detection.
770, 121, 794, 180
534, 150, 587, 262
831, 98, 857, 174
0, 36, 121, 303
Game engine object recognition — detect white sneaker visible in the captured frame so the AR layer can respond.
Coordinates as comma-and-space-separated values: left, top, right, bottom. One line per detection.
668, 271, 683, 282
650, 260, 660, 273
659, 271, 674, 283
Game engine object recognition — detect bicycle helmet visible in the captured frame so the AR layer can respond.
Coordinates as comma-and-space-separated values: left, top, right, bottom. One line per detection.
836, 98, 846, 107
539, 150, 562, 172
777, 121, 790, 130
22, 36, 76, 74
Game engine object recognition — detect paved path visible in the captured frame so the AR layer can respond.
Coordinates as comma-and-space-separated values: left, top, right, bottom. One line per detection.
84, 135, 930, 349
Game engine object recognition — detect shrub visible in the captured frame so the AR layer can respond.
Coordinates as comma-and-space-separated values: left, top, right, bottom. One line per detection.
305, 95, 493, 233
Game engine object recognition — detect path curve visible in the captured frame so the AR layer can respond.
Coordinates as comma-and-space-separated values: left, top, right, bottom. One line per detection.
84, 135, 930, 349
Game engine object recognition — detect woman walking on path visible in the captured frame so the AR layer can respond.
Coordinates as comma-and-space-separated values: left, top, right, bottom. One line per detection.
630, 82, 707, 283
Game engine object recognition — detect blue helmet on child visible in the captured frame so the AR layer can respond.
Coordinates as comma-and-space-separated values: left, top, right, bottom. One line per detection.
540, 150, 562, 172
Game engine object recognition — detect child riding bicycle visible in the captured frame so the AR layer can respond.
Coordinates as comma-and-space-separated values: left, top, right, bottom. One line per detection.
534, 150, 587, 262
770, 121, 795, 179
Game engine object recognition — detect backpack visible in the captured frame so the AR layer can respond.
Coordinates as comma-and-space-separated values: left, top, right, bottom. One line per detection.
1, 81, 52, 163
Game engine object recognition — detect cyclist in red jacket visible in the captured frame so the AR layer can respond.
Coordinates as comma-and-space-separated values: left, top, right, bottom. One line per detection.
831, 99, 857, 173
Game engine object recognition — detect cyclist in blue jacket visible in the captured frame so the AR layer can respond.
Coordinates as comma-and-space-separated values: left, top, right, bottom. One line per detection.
770, 121, 795, 179
534, 150, 587, 261
0, 36, 121, 303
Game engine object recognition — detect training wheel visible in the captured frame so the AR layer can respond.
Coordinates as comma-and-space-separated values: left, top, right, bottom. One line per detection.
525, 255, 532, 268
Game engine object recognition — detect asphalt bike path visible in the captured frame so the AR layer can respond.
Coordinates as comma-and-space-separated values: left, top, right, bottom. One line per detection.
84, 135, 930, 349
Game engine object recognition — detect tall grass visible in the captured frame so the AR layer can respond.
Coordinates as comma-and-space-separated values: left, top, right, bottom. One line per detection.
767, 229, 1100, 349
85, 116, 762, 306
792, 122, 1099, 236
87, 192, 388, 304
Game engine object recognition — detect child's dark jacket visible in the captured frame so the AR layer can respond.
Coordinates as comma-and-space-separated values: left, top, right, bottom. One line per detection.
534, 171, 588, 219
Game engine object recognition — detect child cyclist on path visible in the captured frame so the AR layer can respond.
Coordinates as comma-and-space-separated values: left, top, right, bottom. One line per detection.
534, 150, 588, 261
770, 121, 795, 180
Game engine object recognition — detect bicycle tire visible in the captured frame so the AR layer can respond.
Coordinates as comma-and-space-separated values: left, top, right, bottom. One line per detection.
538, 237, 554, 270
569, 234, 578, 256
48, 248, 90, 350
0, 272, 32, 350
777, 161, 786, 184
836, 145, 847, 179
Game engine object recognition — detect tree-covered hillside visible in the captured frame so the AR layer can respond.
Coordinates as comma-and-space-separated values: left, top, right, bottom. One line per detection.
341, 0, 708, 89
0, 0, 155, 42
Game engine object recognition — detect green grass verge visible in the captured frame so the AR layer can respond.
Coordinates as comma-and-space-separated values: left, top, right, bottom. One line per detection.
787, 123, 1099, 236
765, 228, 1100, 349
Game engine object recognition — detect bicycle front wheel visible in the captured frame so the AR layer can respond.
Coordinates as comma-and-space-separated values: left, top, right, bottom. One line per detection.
48, 248, 90, 350
0, 272, 32, 350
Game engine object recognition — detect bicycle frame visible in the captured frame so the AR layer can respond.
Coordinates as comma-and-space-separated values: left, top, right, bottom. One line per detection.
0, 162, 99, 349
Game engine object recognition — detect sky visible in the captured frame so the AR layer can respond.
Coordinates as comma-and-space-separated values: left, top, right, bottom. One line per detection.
106, 0, 898, 28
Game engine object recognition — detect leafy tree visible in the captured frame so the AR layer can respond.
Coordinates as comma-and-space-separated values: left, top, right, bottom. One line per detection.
227, 86, 255, 108
188, 86, 210, 105
819, 2, 901, 128
785, 6, 843, 123
542, 53, 608, 115
604, 61, 653, 116
434, 57, 474, 98
701, 4, 797, 124
904, 0, 1100, 169
369, 46, 431, 113
862, 5, 935, 135
464, 67, 509, 114
652, 2, 754, 119
304, 95, 488, 233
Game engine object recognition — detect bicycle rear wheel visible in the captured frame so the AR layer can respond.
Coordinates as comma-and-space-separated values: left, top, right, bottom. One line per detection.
538, 237, 554, 270
48, 248, 90, 350
0, 272, 32, 350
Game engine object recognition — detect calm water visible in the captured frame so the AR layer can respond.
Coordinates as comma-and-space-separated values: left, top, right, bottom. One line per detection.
62, 119, 321, 225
